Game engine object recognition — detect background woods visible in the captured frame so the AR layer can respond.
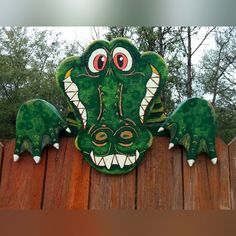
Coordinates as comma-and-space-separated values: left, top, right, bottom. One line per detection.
0, 26, 236, 143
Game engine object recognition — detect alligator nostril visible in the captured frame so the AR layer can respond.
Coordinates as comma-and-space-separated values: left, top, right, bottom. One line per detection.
95, 131, 108, 142
120, 130, 133, 140
117, 129, 136, 147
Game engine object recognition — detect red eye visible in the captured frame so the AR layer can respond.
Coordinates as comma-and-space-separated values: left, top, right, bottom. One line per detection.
88, 48, 107, 73
93, 54, 107, 71
113, 47, 133, 71
114, 53, 128, 70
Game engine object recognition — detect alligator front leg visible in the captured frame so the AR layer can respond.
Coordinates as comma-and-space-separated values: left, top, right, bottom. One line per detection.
158, 98, 217, 167
14, 99, 71, 163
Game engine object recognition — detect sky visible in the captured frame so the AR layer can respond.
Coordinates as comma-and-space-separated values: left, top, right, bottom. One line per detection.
38, 26, 216, 65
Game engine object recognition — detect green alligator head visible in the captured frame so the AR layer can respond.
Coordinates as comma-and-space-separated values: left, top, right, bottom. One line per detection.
56, 38, 168, 174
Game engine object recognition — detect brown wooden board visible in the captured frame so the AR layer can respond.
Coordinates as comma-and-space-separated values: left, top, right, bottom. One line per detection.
89, 166, 136, 209
0, 140, 46, 209
183, 138, 231, 210
0, 142, 4, 184
229, 138, 236, 209
42, 137, 91, 209
136, 137, 183, 209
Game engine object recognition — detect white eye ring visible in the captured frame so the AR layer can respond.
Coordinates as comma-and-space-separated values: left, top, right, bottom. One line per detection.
88, 48, 107, 73
112, 47, 133, 71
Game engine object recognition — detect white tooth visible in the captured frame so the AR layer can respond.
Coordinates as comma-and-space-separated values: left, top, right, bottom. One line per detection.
168, 143, 174, 150
140, 105, 147, 112
33, 156, 41, 164
125, 157, 132, 165
112, 155, 118, 164
64, 82, 72, 90
187, 159, 195, 167
135, 150, 140, 160
65, 82, 78, 92
95, 156, 103, 165
66, 91, 77, 100
116, 154, 127, 168
13, 154, 20, 162
146, 79, 158, 88
66, 127, 71, 133
158, 127, 164, 132
64, 77, 72, 83
141, 99, 149, 106
79, 108, 85, 116
73, 101, 79, 107
139, 107, 145, 117
145, 90, 154, 97
129, 155, 136, 164
53, 143, 59, 149
77, 101, 85, 109
90, 151, 95, 164
147, 87, 157, 95
82, 112, 87, 120
151, 72, 160, 78
151, 76, 160, 85
211, 157, 217, 165
103, 155, 114, 169
98, 158, 105, 166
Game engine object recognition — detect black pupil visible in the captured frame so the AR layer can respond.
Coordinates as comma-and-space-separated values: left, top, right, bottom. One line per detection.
117, 55, 124, 67
97, 55, 105, 69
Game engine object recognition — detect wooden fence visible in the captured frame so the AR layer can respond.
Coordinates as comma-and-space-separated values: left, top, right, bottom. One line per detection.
0, 136, 235, 210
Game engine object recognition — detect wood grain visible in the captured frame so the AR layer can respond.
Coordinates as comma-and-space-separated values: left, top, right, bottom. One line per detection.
0, 140, 46, 209
229, 137, 236, 209
42, 137, 91, 209
183, 138, 231, 210
0, 142, 4, 183
89, 168, 136, 209
136, 137, 183, 209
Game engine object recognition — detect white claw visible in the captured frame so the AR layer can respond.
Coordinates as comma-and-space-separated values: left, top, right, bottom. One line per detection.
158, 127, 164, 133
187, 159, 195, 167
168, 143, 174, 150
211, 157, 218, 165
66, 127, 71, 133
13, 154, 20, 162
33, 156, 41, 164
53, 143, 59, 150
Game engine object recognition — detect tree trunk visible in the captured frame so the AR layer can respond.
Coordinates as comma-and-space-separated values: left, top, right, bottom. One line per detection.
187, 27, 192, 98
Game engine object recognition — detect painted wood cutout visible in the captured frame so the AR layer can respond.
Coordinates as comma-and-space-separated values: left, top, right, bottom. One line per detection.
14, 38, 217, 174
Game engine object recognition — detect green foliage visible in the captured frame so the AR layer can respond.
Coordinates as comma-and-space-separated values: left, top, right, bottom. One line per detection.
0, 27, 74, 139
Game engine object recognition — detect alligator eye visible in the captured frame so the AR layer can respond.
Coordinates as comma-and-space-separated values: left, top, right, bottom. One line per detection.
113, 47, 132, 71
88, 48, 107, 73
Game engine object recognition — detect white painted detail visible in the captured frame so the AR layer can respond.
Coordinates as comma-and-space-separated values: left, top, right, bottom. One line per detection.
90, 151, 95, 164
158, 127, 164, 132
168, 143, 174, 150
98, 158, 105, 166
211, 157, 217, 165
63, 77, 87, 127
33, 156, 41, 164
135, 150, 140, 161
53, 143, 60, 149
13, 154, 20, 162
116, 154, 127, 168
125, 158, 133, 165
103, 155, 114, 169
187, 159, 195, 167
66, 127, 71, 133
94, 156, 103, 165
129, 155, 136, 164
139, 71, 160, 123
112, 155, 118, 164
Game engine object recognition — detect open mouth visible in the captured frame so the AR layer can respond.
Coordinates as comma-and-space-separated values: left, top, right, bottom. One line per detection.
139, 67, 160, 123
89, 150, 140, 170
63, 76, 87, 127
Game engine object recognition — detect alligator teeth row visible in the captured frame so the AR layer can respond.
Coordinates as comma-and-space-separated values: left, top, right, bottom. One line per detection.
64, 76, 87, 127
90, 150, 140, 169
140, 71, 160, 123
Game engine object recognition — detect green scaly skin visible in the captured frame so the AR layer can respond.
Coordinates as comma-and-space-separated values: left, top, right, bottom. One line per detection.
14, 38, 217, 173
